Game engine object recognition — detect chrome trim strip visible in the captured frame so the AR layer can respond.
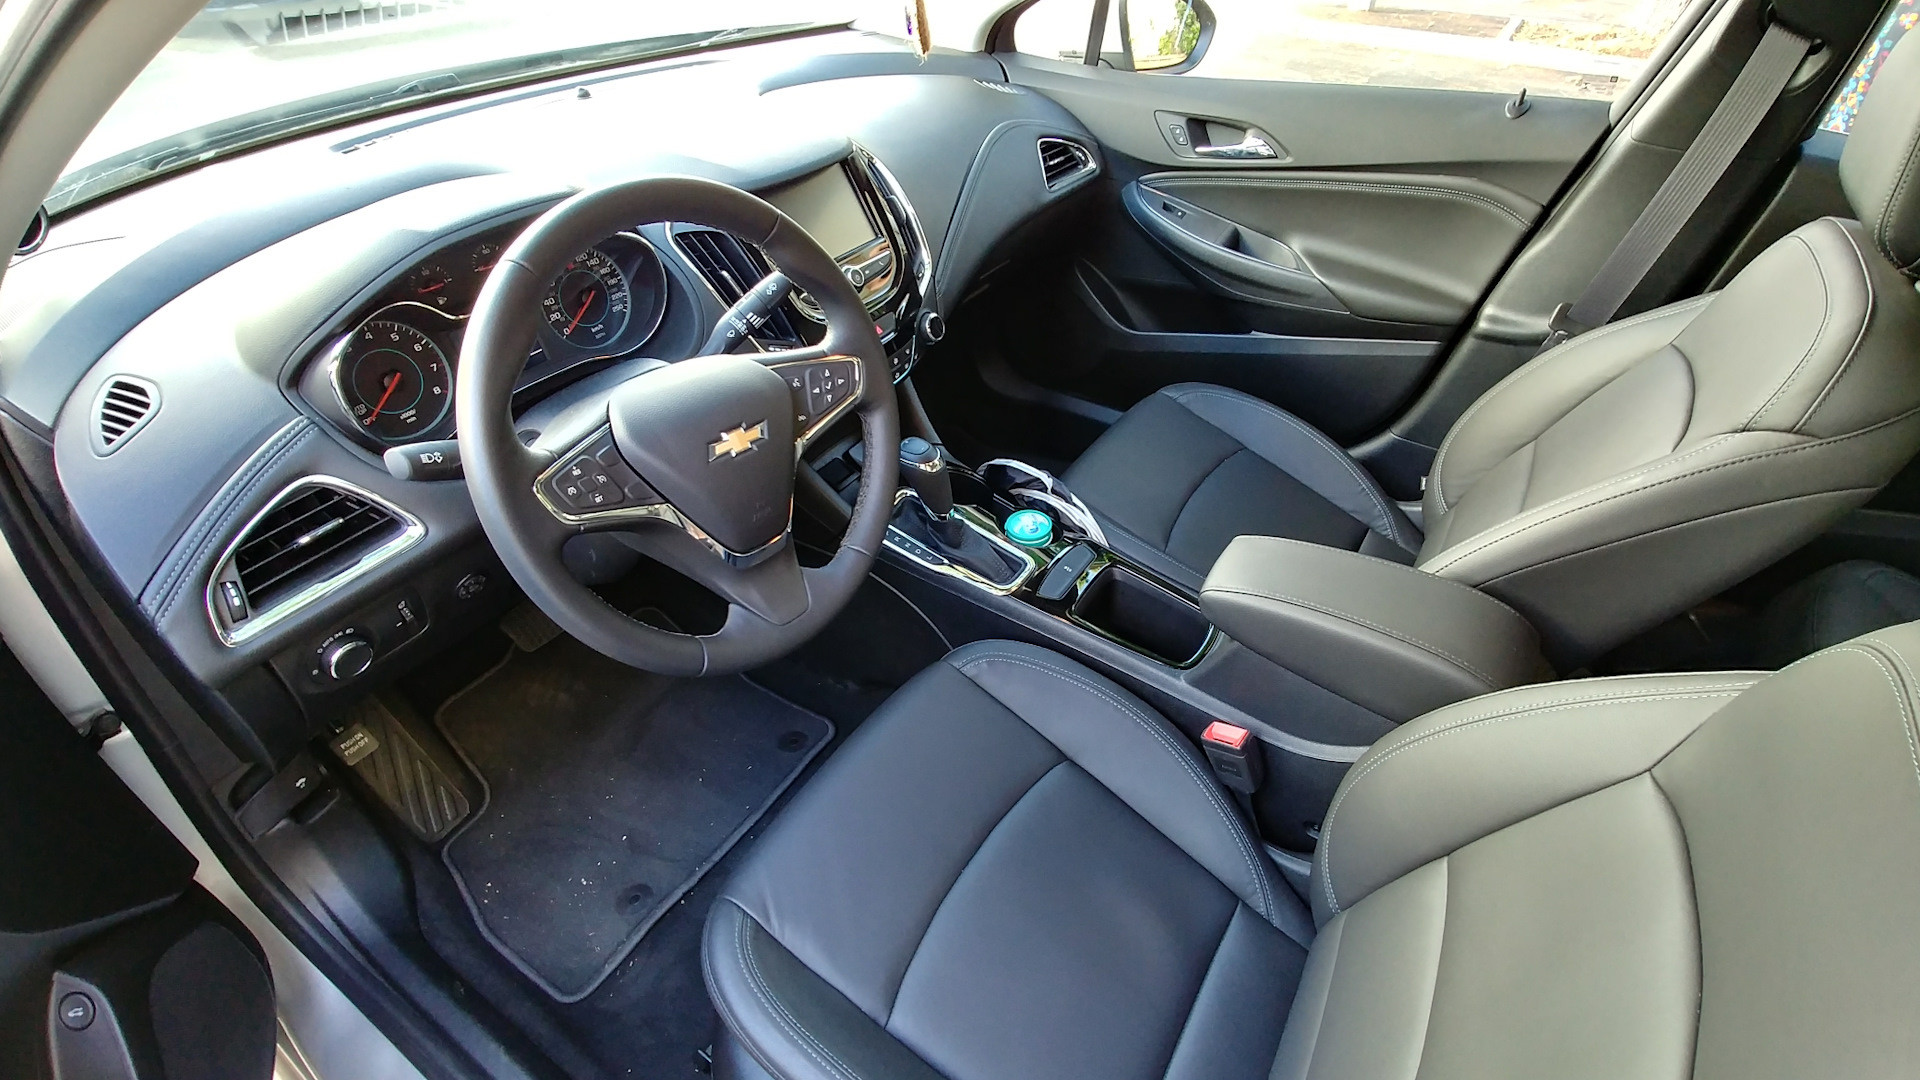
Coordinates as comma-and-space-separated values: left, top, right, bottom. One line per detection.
764, 352, 864, 450
531, 424, 793, 568
859, 145, 933, 293
883, 491, 1044, 596
1038, 136, 1099, 190
207, 477, 426, 647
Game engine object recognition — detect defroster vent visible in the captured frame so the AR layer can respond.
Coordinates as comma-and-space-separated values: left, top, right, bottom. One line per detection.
91, 376, 159, 455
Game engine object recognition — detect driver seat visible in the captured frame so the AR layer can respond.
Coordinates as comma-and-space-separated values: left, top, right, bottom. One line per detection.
1062, 35, 1920, 666
703, 637, 1920, 1079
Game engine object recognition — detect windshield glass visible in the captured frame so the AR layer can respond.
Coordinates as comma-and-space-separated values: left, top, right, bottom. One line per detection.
56, 0, 906, 213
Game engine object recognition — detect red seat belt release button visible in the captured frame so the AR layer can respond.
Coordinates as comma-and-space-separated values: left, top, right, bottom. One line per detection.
1200, 721, 1263, 794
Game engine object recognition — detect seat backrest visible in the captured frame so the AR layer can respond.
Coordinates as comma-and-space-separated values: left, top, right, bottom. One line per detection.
1650, 620, 1920, 1078
1414, 37, 1920, 667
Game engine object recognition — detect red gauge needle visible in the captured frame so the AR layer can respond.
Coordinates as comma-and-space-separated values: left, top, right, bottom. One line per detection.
418, 281, 446, 294
565, 288, 597, 336
363, 370, 402, 426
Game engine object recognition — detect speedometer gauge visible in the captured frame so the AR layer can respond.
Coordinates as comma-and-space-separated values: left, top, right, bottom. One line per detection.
332, 320, 453, 443
542, 247, 631, 350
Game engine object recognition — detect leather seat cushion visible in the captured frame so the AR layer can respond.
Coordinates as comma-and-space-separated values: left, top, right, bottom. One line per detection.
1066, 384, 1419, 591
704, 640, 1314, 1080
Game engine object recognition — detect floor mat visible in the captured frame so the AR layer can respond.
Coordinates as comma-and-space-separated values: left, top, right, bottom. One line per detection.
436, 635, 832, 1002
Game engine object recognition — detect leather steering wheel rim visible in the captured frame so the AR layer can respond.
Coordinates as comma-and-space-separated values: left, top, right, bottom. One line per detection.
457, 176, 899, 676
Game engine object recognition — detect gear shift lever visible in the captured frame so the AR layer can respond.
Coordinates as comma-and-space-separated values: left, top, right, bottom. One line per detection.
899, 437, 962, 544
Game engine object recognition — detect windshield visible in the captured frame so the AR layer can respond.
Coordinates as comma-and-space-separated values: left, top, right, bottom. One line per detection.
54, 0, 905, 213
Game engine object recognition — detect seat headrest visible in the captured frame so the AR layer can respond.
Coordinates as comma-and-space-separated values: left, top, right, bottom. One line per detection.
1841, 35, 1920, 274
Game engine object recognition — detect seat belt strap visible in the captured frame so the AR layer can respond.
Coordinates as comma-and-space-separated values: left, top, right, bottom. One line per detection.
1540, 19, 1814, 353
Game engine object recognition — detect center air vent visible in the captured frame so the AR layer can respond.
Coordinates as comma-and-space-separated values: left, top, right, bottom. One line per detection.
673, 229, 803, 345
91, 376, 159, 455
1039, 137, 1096, 190
209, 479, 422, 645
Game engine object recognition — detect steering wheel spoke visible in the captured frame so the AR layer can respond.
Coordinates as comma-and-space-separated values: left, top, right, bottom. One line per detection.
458, 176, 896, 676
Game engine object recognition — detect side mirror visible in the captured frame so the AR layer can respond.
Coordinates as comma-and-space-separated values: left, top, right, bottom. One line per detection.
1129, 0, 1214, 73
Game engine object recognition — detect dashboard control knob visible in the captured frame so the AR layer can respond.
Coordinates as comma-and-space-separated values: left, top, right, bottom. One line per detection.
323, 637, 375, 681
916, 310, 946, 345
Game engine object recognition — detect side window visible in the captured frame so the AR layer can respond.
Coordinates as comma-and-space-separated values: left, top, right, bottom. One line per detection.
1012, 0, 1692, 101
1820, 0, 1917, 134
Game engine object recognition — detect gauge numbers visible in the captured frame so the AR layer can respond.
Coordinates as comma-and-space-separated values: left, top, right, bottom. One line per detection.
333, 320, 453, 444
542, 247, 632, 350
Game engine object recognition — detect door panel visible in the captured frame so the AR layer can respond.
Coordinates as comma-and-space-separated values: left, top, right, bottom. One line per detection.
996, 51, 1611, 442
0, 640, 274, 1080
1002, 56, 1611, 204
1125, 170, 1539, 325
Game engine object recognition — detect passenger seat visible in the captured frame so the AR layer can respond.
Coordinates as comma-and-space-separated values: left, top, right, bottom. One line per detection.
1065, 35, 1920, 668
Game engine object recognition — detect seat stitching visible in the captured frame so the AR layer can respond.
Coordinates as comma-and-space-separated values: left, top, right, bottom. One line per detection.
1319, 686, 1749, 915
706, 906, 803, 1080
1744, 236, 1833, 431
736, 911, 865, 1080
955, 650, 1275, 920
1875, 98, 1920, 264
1840, 643, 1920, 801
1419, 413, 1920, 575
1228, 537, 1533, 621
1796, 222, 1881, 432
1201, 585, 1502, 688
1160, 905, 1254, 1078
1147, 177, 1531, 228
884, 760, 1067, 1024
1166, 448, 1256, 554
1094, 515, 1205, 590
1167, 386, 1411, 548
1428, 296, 1714, 512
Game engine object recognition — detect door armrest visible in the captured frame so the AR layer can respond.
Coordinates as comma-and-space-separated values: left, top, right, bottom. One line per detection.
1200, 536, 1552, 722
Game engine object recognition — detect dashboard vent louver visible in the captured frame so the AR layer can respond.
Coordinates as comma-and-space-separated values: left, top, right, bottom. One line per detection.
1039, 137, 1096, 190
92, 376, 158, 455
232, 484, 404, 608
675, 229, 803, 345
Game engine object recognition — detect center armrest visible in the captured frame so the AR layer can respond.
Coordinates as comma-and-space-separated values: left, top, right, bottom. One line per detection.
1200, 536, 1552, 722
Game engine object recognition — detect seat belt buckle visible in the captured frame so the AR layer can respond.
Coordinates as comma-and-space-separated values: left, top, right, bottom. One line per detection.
1539, 303, 1589, 352
1201, 721, 1264, 794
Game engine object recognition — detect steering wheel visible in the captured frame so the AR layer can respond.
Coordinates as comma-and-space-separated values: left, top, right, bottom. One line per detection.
457, 177, 899, 676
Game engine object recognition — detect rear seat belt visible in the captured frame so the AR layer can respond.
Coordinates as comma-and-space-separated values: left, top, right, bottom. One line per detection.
1538, 18, 1815, 353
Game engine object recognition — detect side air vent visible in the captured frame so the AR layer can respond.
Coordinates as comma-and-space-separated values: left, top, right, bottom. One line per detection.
674, 229, 803, 345
91, 376, 159, 455
1039, 137, 1097, 190
209, 479, 422, 645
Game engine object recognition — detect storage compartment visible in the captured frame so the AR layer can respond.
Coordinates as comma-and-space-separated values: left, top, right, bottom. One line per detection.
1071, 564, 1213, 667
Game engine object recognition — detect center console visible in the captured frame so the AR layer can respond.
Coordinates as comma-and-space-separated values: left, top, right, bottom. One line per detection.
822, 432, 1554, 868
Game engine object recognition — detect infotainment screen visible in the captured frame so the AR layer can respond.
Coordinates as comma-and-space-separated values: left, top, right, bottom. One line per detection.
768, 166, 879, 260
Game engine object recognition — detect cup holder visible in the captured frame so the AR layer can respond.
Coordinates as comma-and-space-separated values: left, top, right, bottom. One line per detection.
1070, 564, 1214, 667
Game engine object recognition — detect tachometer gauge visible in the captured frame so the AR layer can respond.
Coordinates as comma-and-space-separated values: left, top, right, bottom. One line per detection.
332, 320, 453, 443
542, 247, 631, 350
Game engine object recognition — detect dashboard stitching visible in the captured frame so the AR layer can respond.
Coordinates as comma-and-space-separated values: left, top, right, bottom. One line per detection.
144, 419, 316, 624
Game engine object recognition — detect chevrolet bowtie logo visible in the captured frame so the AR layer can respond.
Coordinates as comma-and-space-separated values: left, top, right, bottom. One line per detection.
709, 421, 769, 461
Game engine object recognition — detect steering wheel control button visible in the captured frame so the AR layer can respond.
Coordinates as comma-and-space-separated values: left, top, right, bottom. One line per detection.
1004, 509, 1054, 547
57, 992, 95, 1031
783, 359, 859, 429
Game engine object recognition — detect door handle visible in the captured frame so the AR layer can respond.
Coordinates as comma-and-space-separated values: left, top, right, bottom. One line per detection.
1193, 131, 1279, 160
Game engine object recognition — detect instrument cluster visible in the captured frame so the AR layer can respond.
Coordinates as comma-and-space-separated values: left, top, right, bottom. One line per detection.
307, 223, 671, 448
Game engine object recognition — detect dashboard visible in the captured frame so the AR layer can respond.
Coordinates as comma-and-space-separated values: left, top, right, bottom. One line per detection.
0, 28, 1104, 711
